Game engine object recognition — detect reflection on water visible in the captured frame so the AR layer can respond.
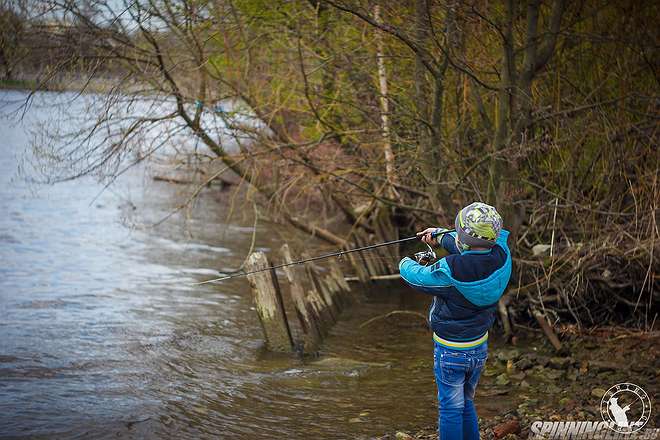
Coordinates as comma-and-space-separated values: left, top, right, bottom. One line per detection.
0, 90, 509, 440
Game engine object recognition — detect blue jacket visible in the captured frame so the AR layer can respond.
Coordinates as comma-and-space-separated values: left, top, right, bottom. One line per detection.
399, 230, 512, 344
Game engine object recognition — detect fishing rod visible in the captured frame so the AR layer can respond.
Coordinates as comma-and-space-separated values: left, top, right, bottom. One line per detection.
194, 229, 455, 285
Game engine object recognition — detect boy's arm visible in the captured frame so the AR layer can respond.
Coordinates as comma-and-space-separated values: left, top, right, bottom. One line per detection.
399, 256, 453, 295
439, 231, 460, 254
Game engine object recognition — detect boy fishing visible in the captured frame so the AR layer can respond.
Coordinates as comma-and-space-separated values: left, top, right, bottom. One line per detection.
399, 202, 512, 440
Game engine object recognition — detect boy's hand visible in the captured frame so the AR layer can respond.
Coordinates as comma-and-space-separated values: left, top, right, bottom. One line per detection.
417, 227, 438, 245
417, 227, 450, 245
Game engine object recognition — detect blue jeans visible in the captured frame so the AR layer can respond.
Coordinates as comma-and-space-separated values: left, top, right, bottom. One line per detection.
433, 342, 488, 440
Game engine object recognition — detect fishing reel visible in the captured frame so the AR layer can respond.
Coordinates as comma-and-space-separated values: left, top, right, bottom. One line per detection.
413, 242, 437, 266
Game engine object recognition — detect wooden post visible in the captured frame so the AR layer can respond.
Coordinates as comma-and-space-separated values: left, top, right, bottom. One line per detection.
328, 259, 352, 306
305, 262, 338, 320
280, 244, 321, 351
322, 273, 346, 311
328, 259, 350, 292
374, 245, 393, 274
367, 238, 389, 276
354, 234, 380, 277
301, 252, 336, 330
374, 206, 399, 273
343, 241, 371, 284
318, 275, 340, 314
307, 287, 334, 334
246, 252, 293, 352
310, 262, 344, 310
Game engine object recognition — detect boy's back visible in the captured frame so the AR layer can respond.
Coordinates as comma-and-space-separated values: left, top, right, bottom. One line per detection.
399, 229, 511, 344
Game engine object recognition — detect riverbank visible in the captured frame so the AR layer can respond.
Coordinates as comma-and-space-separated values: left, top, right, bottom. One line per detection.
0, 75, 119, 93
0, 79, 39, 90
385, 328, 659, 439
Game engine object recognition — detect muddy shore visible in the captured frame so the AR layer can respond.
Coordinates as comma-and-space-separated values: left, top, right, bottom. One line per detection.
384, 329, 659, 439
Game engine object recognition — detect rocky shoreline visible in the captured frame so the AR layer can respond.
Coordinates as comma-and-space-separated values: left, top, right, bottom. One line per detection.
383, 329, 659, 439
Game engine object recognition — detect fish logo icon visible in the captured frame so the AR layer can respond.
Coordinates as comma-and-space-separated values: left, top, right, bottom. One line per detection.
600, 383, 651, 433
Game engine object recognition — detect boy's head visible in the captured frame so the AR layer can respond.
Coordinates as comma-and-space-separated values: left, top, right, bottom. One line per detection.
454, 202, 502, 251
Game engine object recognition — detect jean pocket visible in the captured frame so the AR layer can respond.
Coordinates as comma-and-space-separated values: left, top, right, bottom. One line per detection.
439, 353, 468, 385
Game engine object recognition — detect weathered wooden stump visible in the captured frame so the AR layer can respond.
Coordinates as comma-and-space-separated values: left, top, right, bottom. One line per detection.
307, 286, 334, 334
305, 261, 338, 321
353, 234, 379, 278
328, 259, 350, 293
246, 252, 293, 352
326, 259, 351, 307
244, 239, 390, 353
280, 244, 322, 352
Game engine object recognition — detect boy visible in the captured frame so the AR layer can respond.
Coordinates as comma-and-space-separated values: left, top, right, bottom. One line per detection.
399, 202, 512, 440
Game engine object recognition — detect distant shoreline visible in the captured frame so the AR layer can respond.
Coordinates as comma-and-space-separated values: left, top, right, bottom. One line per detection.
0, 78, 39, 91
0, 75, 119, 94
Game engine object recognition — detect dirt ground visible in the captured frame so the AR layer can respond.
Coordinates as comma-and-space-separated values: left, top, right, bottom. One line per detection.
383, 327, 659, 440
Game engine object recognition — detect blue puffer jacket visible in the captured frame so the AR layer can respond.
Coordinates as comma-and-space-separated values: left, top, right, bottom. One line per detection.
399, 230, 512, 347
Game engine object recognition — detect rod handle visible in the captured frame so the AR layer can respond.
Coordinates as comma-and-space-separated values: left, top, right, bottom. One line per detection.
430, 228, 455, 238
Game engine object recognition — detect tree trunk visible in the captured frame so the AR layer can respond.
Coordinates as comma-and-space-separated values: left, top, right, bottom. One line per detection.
414, 0, 431, 161
374, 4, 397, 195
489, 0, 517, 205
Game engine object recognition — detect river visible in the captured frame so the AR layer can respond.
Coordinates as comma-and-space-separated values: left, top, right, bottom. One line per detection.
0, 90, 508, 439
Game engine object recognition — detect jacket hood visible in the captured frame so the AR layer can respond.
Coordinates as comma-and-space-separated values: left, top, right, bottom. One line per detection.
440, 230, 511, 307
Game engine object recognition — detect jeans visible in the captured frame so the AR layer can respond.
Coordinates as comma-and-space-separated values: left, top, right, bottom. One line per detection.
433, 342, 488, 440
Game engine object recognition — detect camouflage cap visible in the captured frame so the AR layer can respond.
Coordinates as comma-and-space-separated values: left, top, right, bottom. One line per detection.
454, 202, 503, 249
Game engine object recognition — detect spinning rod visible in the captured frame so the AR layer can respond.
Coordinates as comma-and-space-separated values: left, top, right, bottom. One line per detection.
194, 229, 455, 285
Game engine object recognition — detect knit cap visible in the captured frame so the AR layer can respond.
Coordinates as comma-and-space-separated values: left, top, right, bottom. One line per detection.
454, 202, 503, 249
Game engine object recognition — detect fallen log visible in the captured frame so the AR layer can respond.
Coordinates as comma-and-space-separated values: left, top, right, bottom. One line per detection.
153, 174, 235, 187
532, 308, 562, 351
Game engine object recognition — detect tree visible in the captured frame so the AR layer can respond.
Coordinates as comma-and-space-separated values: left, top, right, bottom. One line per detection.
0, 0, 29, 81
